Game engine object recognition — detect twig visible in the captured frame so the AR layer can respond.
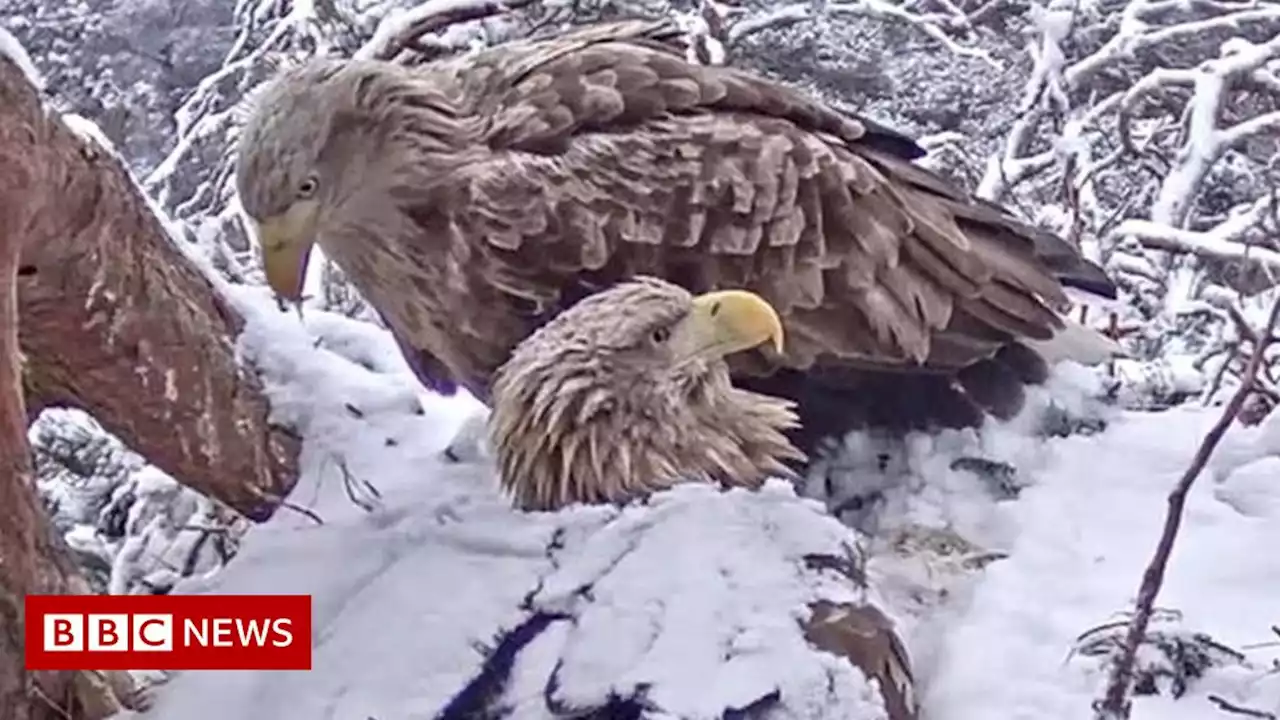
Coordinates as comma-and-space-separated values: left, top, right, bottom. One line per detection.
1201, 340, 1242, 404
1208, 695, 1278, 719
1094, 294, 1280, 719
245, 485, 324, 526
27, 678, 73, 720
335, 455, 383, 512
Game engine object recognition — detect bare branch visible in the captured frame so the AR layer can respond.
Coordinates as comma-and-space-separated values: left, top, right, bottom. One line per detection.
1094, 294, 1280, 719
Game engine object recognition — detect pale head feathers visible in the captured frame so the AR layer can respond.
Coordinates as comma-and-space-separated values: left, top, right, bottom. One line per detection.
233, 56, 482, 302
235, 57, 382, 222
489, 276, 806, 512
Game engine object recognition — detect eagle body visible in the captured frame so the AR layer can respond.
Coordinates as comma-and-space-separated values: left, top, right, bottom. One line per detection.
235, 19, 1118, 451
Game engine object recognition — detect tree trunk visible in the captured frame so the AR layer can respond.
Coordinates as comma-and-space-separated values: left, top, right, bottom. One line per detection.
0, 50, 298, 717
0, 54, 85, 720
4, 66, 300, 522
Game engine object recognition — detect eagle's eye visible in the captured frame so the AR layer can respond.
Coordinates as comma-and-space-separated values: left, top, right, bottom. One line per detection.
650, 326, 671, 344
297, 176, 319, 199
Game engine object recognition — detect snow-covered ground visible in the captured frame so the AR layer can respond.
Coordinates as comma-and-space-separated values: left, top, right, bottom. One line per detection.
113, 280, 1280, 720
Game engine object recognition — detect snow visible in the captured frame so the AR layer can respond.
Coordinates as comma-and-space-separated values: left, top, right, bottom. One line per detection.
356, 0, 494, 60
0, 24, 42, 89
0, 24, 42, 91
126, 284, 899, 720
61, 112, 121, 158
925, 405, 1280, 719
118, 279, 1280, 720
508, 483, 890, 719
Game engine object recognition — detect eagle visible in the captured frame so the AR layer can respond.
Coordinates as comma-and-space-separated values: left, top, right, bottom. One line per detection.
479, 276, 916, 719
488, 275, 803, 511
234, 18, 1119, 456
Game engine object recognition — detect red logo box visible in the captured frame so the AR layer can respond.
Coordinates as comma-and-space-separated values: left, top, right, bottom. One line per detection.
25, 594, 311, 671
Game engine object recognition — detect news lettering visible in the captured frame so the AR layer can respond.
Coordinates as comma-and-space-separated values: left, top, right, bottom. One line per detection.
25, 594, 312, 671
184, 617, 295, 648
271, 618, 293, 647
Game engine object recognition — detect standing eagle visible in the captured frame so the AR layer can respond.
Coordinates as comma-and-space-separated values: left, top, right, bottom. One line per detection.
234, 18, 1118, 455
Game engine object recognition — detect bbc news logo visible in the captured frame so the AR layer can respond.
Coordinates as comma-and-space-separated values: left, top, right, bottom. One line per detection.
26, 594, 311, 671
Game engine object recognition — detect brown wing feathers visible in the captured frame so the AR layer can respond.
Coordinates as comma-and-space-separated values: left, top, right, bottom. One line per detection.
418, 21, 1106, 439
480, 32, 1065, 362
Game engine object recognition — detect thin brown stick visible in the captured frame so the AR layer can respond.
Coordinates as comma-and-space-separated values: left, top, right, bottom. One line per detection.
245, 485, 325, 526
25, 683, 71, 720
1094, 295, 1280, 719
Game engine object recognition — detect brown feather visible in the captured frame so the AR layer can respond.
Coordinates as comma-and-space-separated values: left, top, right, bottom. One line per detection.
233, 17, 1119, 459
805, 600, 917, 720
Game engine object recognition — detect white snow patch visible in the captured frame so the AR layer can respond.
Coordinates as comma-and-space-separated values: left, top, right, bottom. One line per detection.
125, 285, 900, 720
61, 113, 121, 158
925, 404, 1280, 719
356, 0, 492, 60
508, 482, 891, 719
0, 26, 43, 90
123, 285, 1280, 720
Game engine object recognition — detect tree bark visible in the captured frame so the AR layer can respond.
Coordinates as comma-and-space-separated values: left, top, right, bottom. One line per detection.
0, 55, 87, 720
0, 51, 299, 718
4, 65, 300, 522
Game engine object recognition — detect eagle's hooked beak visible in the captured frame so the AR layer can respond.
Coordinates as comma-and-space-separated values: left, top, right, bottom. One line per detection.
254, 203, 318, 303
686, 289, 786, 360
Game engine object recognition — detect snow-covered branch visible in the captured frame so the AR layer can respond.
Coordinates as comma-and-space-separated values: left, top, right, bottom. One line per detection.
356, 0, 538, 61
1115, 194, 1280, 272
0, 25, 44, 91
963, 0, 1280, 372
143, 0, 340, 222
722, 0, 996, 64
981, 0, 1280, 204
1142, 35, 1280, 229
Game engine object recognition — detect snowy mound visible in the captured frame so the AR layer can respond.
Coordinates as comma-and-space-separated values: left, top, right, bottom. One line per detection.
128, 284, 1280, 720
129, 286, 902, 720
444, 481, 892, 720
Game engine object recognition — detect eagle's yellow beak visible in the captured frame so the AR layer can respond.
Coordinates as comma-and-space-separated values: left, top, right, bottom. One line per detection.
253, 203, 317, 302
687, 289, 785, 359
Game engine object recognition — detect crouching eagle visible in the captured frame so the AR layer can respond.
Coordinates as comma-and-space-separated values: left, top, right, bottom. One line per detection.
442, 276, 917, 720
234, 18, 1119, 455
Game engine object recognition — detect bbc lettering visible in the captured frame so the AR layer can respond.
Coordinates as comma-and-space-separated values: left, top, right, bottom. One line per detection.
26, 594, 311, 671
44, 613, 174, 652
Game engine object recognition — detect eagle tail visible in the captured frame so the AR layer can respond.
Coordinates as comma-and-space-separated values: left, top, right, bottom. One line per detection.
738, 317, 1124, 458
1020, 316, 1127, 367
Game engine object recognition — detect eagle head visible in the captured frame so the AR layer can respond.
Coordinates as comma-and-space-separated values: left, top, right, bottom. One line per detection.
489, 276, 807, 512
233, 58, 434, 304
